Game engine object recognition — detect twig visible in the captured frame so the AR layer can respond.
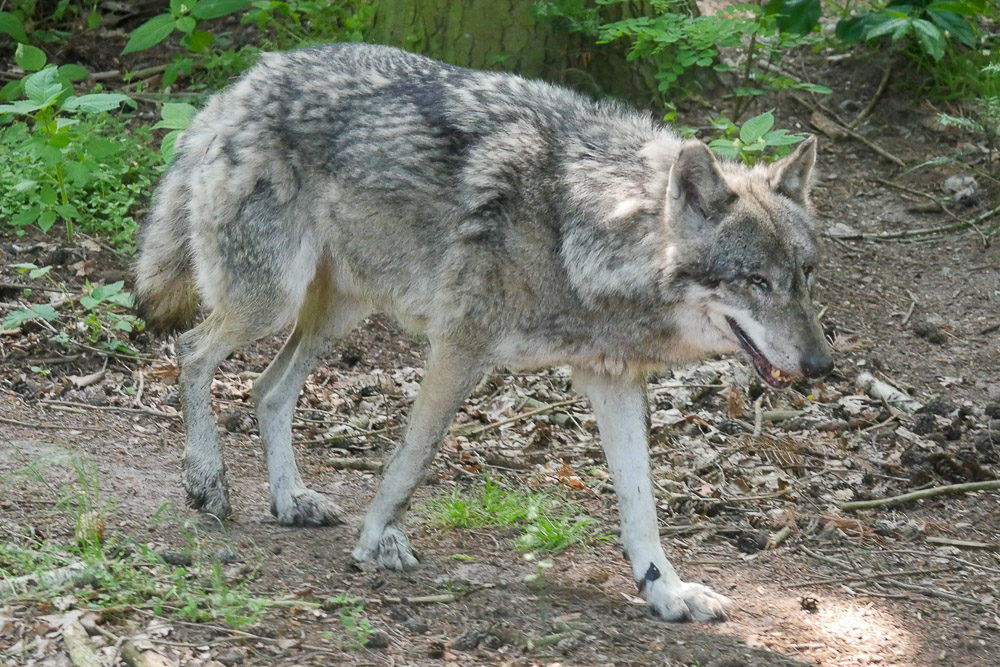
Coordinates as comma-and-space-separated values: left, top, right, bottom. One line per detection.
856, 372, 922, 413
121, 639, 174, 667
455, 397, 586, 438
786, 566, 957, 588
752, 394, 765, 437
0, 415, 105, 431
0, 282, 66, 293
64, 620, 102, 667
876, 177, 989, 247
850, 63, 892, 129
370, 592, 464, 604
0, 562, 101, 599
768, 526, 795, 549
328, 457, 382, 472
840, 480, 1000, 511
39, 398, 179, 419
791, 95, 905, 167
880, 579, 984, 606
925, 537, 999, 551
798, 545, 852, 571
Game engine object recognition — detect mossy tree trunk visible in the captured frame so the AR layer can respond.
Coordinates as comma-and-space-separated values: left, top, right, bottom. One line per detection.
368, 0, 662, 108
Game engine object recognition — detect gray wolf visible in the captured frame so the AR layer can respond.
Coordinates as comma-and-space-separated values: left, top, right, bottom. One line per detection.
134, 43, 832, 622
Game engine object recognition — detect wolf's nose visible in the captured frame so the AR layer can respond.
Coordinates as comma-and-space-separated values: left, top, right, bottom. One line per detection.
800, 350, 833, 378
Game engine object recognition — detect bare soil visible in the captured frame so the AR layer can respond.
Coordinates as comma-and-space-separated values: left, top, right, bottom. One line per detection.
2, 40, 1000, 667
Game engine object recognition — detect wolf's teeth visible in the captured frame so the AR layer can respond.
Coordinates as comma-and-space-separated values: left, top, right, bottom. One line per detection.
771, 369, 781, 380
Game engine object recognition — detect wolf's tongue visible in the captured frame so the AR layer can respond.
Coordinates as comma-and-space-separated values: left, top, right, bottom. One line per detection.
726, 317, 793, 389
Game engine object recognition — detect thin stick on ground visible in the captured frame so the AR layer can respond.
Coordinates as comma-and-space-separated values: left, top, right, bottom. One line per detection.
840, 480, 1000, 511
455, 397, 586, 438
850, 63, 892, 129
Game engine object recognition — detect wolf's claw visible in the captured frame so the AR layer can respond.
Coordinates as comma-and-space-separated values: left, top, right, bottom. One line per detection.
183, 467, 231, 520
352, 525, 419, 571
646, 579, 730, 623
270, 487, 343, 526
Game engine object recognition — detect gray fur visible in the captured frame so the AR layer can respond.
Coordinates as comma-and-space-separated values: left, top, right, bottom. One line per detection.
134, 43, 832, 622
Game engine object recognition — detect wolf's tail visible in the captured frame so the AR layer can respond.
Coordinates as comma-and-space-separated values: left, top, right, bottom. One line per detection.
133, 168, 199, 332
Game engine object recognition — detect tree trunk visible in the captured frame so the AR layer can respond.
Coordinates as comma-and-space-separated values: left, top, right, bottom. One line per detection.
368, 0, 662, 108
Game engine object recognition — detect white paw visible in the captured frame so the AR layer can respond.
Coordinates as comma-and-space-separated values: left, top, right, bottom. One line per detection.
352, 525, 419, 571
271, 487, 343, 527
645, 577, 730, 622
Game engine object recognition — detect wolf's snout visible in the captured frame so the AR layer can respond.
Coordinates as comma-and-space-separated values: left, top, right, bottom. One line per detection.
799, 348, 833, 378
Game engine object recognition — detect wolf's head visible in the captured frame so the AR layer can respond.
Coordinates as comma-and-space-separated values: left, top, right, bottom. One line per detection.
662, 136, 833, 387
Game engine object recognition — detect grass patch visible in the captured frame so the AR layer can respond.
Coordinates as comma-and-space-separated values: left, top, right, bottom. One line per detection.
425, 473, 602, 553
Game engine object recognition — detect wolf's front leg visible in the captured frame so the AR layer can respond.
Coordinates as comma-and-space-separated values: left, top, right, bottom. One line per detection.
575, 368, 730, 622
353, 346, 485, 570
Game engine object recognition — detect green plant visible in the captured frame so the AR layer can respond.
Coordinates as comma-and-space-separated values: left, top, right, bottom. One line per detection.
324, 594, 375, 649
835, 0, 985, 63
0, 47, 137, 243
708, 110, 807, 164
937, 61, 1000, 170
123, 0, 253, 56
514, 507, 594, 553
522, 552, 554, 626
0, 1, 101, 46
79, 280, 144, 349
154, 102, 198, 161
539, 0, 828, 116
242, 0, 372, 49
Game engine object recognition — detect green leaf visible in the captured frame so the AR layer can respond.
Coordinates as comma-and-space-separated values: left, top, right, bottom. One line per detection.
762, 129, 806, 146
14, 179, 38, 193
12, 205, 41, 227
188, 30, 215, 53
38, 209, 57, 231
90, 281, 125, 301
191, 0, 251, 20
16, 44, 47, 72
1, 78, 25, 102
927, 8, 975, 48
162, 63, 179, 88
0, 11, 28, 43
86, 138, 120, 158
740, 112, 775, 144
62, 92, 130, 113
62, 161, 92, 186
40, 183, 57, 205
175, 16, 197, 33
88, 9, 102, 29
926, 1, 980, 16
796, 82, 833, 94
864, 16, 911, 41
58, 64, 91, 82
154, 102, 198, 130
160, 130, 182, 161
24, 68, 64, 108
765, 0, 821, 36
29, 265, 52, 279
80, 295, 99, 309
122, 14, 177, 55
4, 304, 58, 329
0, 100, 44, 115
55, 203, 80, 219
708, 139, 740, 160
912, 18, 946, 61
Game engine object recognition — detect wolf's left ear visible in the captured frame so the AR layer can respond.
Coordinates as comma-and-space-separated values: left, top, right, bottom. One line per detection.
768, 135, 817, 205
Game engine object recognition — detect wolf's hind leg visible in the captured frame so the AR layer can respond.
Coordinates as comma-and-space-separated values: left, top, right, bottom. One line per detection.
574, 368, 730, 622
178, 310, 268, 519
353, 343, 486, 570
253, 264, 368, 526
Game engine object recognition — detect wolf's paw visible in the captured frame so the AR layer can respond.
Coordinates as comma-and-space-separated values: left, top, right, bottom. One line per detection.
183, 468, 231, 520
270, 487, 343, 527
646, 578, 730, 623
352, 526, 420, 571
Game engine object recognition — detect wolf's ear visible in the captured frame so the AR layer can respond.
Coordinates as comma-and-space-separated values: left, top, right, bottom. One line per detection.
769, 135, 817, 205
667, 141, 735, 219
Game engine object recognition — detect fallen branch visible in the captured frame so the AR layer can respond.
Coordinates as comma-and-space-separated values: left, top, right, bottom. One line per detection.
856, 372, 922, 412
798, 545, 852, 571
850, 63, 892, 129
39, 398, 178, 419
792, 95, 905, 167
121, 639, 175, 667
328, 457, 382, 472
840, 480, 1000, 511
786, 566, 957, 588
0, 416, 105, 431
63, 620, 102, 667
881, 579, 984, 606
925, 536, 999, 551
0, 562, 102, 599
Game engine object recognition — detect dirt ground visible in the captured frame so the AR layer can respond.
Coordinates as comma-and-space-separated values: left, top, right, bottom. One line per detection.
2, 42, 1000, 667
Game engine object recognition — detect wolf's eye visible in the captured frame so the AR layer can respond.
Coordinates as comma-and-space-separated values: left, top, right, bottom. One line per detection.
803, 265, 814, 278
747, 274, 770, 290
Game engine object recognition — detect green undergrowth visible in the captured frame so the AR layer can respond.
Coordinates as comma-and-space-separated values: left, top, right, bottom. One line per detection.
425, 473, 607, 553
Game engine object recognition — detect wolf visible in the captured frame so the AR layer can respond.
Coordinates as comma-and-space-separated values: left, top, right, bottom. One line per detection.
134, 42, 832, 623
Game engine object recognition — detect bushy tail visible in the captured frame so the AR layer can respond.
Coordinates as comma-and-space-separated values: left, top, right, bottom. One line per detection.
133, 169, 199, 332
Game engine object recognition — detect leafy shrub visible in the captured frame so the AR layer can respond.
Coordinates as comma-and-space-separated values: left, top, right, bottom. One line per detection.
0, 47, 145, 245
835, 0, 985, 63
708, 111, 807, 164
537, 0, 828, 115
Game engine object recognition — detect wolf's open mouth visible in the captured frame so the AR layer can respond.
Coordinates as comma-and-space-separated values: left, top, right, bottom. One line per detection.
726, 317, 795, 389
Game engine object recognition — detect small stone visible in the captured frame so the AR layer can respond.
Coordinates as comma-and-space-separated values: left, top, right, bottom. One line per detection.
364, 630, 389, 649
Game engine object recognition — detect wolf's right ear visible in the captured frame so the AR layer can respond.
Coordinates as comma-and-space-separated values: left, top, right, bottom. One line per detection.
667, 142, 735, 220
